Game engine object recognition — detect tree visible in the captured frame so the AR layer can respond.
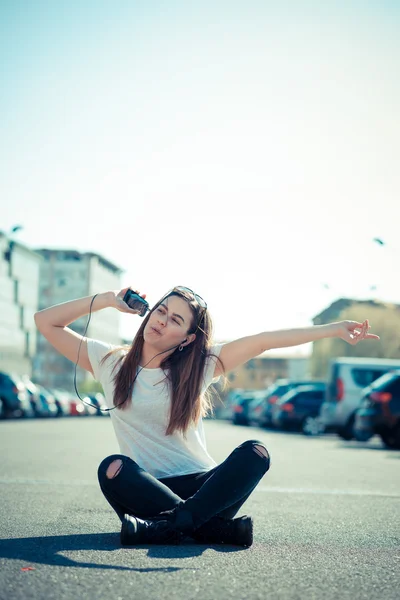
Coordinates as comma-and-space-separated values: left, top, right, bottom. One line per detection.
79, 379, 104, 395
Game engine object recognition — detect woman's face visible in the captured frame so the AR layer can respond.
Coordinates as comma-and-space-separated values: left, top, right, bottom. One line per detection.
143, 294, 195, 351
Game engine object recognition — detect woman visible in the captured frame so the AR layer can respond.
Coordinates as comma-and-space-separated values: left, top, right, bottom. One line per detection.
34, 286, 379, 547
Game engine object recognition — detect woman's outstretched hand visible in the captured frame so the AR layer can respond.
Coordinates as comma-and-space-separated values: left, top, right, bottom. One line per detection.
106, 287, 147, 315
335, 320, 380, 345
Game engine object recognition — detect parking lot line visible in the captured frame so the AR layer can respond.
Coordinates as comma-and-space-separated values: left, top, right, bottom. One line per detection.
0, 478, 399, 498
257, 485, 400, 498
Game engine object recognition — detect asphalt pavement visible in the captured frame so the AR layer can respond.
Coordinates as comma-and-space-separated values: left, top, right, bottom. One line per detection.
0, 417, 399, 600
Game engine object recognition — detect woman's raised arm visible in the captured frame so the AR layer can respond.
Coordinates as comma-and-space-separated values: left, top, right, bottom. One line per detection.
214, 320, 380, 377
34, 288, 144, 373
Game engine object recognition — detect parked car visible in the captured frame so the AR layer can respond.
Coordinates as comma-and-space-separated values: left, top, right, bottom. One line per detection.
354, 370, 400, 449
232, 391, 262, 425
73, 394, 98, 417
86, 393, 109, 416
84, 397, 100, 416
319, 357, 400, 441
69, 396, 89, 416
257, 379, 323, 428
19, 376, 40, 415
35, 385, 59, 418
51, 389, 75, 417
271, 383, 326, 434
211, 389, 244, 420
21, 377, 58, 418
247, 393, 269, 426
0, 372, 34, 419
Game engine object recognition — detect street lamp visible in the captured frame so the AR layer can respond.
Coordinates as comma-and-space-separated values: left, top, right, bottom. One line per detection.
4, 225, 23, 265
373, 237, 399, 256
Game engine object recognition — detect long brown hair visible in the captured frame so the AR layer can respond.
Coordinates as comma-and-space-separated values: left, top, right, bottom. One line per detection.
100, 288, 225, 436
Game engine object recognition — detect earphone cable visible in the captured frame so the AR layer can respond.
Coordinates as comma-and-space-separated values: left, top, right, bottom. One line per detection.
73, 295, 183, 413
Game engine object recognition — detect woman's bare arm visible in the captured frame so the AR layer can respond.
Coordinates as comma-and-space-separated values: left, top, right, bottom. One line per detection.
214, 320, 379, 377
34, 288, 145, 373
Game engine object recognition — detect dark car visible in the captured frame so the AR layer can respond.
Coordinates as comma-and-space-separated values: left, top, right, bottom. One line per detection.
257, 379, 323, 428
36, 385, 59, 418
271, 383, 327, 434
247, 393, 269, 426
354, 370, 400, 449
212, 389, 245, 420
87, 393, 109, 416
0, 372, 34, 419
51, 389, 75, 417
232, 391, 262, 426
21, 377, 58, 418
21, 378, 43, 416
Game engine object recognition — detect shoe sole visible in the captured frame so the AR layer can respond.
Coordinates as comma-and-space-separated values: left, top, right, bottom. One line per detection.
120, 515, 138, 546
236, 516, 253, 547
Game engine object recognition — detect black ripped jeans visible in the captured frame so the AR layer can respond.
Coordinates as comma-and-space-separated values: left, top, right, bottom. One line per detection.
97, 440, 271, 529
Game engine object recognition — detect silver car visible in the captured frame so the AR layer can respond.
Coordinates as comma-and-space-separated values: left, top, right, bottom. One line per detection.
320, 357, 400, 440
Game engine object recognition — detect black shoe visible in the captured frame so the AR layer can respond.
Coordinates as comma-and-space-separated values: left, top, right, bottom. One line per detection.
192, 515, 253, 547
120, 514, 183, 546
156, 504, 196, 535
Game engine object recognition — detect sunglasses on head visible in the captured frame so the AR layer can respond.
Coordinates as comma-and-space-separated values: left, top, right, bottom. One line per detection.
172, 286, 207, 311
160, 286, 207, 334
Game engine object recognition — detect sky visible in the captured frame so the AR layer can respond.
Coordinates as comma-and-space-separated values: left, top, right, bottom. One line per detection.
1, 0, 399, 353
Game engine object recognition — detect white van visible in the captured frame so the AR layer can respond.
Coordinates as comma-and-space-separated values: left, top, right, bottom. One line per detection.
319, 356, 400, 440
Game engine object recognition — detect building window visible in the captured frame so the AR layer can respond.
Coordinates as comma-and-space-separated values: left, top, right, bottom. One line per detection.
25, 331, 30, 357
61, 253, 81, 262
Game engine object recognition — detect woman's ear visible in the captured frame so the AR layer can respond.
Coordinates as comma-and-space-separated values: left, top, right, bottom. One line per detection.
184, 333, 196, 347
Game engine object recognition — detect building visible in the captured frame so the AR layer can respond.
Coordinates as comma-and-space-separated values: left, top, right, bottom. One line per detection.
311, 297, 400, 377
34, 249, 124, 391
0, 231, 42, 376
312, 298, 392, 326
224, 353, 310, 391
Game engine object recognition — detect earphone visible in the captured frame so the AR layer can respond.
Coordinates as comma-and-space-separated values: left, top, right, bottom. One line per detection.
73, 295, 191, 412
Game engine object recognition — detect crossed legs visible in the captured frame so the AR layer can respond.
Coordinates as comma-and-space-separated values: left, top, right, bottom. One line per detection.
98, 440, 271, 529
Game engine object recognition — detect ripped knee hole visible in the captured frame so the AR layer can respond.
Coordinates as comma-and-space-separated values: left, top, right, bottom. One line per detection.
253, 444, 270, 461
106, 459, 123, 479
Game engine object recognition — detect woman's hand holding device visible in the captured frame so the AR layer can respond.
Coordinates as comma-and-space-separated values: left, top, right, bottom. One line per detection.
106, 287, 149, 316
